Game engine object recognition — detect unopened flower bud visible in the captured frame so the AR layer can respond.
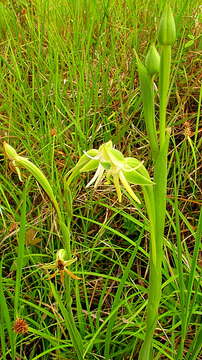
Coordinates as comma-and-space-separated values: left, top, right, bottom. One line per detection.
158, 4, 176, 46
3, 142, 18, 160
145, 44, 160, 76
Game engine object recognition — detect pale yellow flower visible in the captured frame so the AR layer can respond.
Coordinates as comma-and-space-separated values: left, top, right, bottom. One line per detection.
77, 141, 153, 203
42, 249, 81, 283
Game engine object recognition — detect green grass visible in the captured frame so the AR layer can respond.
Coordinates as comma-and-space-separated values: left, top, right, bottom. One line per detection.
0, 0, 201, 359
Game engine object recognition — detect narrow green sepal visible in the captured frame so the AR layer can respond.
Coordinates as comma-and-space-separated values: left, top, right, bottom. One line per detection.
124, 170, 153, 186
123, 158, 153, 186
75, 149, 99, 168
106, 148, 125, 164
124, 158, 150, 178
80, 159, 99, 172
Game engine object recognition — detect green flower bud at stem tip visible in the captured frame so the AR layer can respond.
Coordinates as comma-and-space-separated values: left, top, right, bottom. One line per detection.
3, 142, 60, 217
3, 141, 18, 160
158, 4, 176, 46
145, 44, 160, 76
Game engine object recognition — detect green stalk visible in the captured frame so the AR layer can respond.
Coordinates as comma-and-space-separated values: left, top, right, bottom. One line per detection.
136, 54, 159, 160
51, 187, 83, 358
104, 233, 143, 359
139, 132, 170, 360
159, 46, 171, 149
143, 186, 156, 268
140, 45, 172, 358
137, 5, 175, 349
138, 185, 157, 359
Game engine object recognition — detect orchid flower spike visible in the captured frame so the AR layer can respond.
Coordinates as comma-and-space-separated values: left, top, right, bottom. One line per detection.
73, 141, 153, 203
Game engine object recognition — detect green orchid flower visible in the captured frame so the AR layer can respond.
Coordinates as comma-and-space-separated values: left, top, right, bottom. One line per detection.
71, 141, 153, 203
42, 249, 81, 283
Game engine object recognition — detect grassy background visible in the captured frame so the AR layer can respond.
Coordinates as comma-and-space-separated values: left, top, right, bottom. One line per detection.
0, 0, 201, 359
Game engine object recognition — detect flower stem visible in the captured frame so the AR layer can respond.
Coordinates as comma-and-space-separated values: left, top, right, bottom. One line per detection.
138, 40, 172, 360
159, 45, 171, 149
139, 132, 170, 360
135, 54, 159, 160
139, 41, 172, 359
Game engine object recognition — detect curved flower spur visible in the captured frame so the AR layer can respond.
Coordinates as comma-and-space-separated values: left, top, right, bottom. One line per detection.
68, 141, 153, 203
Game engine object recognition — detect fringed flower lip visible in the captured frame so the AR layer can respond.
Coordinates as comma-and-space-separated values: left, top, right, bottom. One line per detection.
74, 141, 154, 203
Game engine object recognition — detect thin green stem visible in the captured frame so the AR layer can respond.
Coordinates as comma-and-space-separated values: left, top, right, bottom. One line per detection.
143, 186, 156, 267
194, 83, 202, 146
136, 54, 159, 160
14, 180, 28, 318
138, 43, 172, 358
139, 131, 170, 360
59, 188, 84, 358
138, 187, 157, 360
0, 261, 15, 360
159, 46, 171, 149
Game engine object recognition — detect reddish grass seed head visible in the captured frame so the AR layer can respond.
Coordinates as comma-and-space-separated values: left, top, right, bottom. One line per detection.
13, 318, 28, 334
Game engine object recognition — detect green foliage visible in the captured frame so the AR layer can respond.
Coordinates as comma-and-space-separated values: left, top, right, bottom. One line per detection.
0, 0, 201, 359
0, 3, 17, 39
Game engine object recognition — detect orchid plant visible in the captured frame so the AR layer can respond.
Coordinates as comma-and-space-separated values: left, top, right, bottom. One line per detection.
66, 3, 176, 360
3, 4, 176, 360
3, 141, 84, 360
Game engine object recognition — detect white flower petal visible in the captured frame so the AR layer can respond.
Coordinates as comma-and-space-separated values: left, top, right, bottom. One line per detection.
83, 150, 99, 160
94, 164, 105, 188
86, 163, 104, 188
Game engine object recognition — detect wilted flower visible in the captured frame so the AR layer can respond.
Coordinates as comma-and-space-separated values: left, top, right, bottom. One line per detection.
42, 249, 81, 283
71, 141, 153, 203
